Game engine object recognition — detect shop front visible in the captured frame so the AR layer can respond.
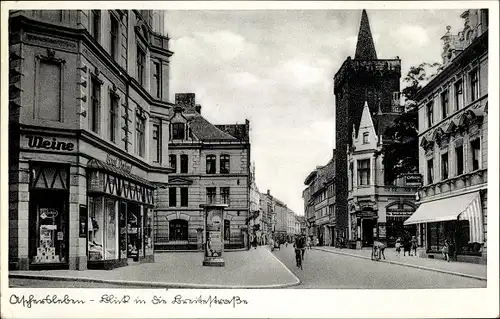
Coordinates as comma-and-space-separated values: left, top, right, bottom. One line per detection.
351, 209, 378, 248
86, 158, 155, 270
405, 191, 485, 263
385, 203, 416, 247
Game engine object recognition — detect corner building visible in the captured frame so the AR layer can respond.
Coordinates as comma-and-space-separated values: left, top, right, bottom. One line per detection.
333, 10, 401, 243
9, 10, 173, 270
405, 9, 488, 264
153, 93, 251, 251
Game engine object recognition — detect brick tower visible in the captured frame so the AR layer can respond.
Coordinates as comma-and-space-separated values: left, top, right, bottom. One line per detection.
333, 10, 402, 242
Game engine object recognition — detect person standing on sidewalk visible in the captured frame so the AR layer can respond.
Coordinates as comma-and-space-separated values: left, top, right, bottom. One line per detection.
395, 237, 402, 256
442, 239, 450, 262
411, 236, 418, 257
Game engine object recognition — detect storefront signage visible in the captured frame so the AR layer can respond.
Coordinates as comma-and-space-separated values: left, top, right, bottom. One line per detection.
106, 154, 133, 174
40, 208, 58, 219
378, 224, 386, 239
405, 175, 422, 186
25, 135, 75, 151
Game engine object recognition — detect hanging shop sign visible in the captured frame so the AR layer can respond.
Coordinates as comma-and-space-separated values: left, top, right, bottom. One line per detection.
39, 208, 58, 219
23, 135, 76, 152
106, 154, 133, 174
405, 174, 423, 186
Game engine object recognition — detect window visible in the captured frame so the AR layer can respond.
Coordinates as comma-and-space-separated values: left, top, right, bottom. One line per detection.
441, 90, 449, 119
357, 159, 370, 186
426, 101, 434, 128
90, 10, 100, 41
135, 115, 145, 157
169, 154, 177, 172
469, 69, 479, 102
220, 154, 230, 174
152, 124, 161, 163
89, 76, 101, 133
454, 79, 463, 110
109, 93, 119, 143
456, 145, 464, 175
172, 123, 185, 140
152, 61, 161, 98
221, 187, 230, 205
362, 132, 369, 144
427, 158, 434, 184
169, 187, 176, 207
349, 162, 354, 189
470, 139, 481, 171
207, 187, 216, 204
206, 155, 216, 174
180, 154, 188, 173
110, 14, 119, 60
180, 188, 188, 207
441, 152, 449, 180
136, 46, 145, 86
169, 219, 188, 241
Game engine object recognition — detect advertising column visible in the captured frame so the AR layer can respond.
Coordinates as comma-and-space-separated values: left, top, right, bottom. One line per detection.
201, 204, 227, 267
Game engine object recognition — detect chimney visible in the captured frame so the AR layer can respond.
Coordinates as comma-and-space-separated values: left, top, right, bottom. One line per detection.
195, 104, 202, 113
267, 189, 270, 195
175, 93, 196, 108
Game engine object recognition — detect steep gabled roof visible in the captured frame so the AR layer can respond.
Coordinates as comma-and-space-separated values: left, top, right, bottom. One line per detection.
185, 113, 238, 142
355, 9, 378, 60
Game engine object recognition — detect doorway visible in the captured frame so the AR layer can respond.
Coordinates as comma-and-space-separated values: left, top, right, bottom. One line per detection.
362, 218, 375, 247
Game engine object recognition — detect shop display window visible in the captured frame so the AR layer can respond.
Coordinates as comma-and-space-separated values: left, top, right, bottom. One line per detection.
119, 202, 128, 259
144, 208, 154, 256
127, 203, 142, 259
88, 197, 119, 261
30, 190, 68, 264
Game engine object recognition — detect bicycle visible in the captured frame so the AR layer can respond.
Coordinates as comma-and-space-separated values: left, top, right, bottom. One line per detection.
295, 248, 303, 270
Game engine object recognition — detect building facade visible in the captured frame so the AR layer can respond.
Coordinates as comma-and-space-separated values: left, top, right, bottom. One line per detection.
303, 155, 336, 246
249, 162, 263, 244
348, 102, 419, 248
153, 93, 251, 251
405, 9, 488, 264
9, 10, 173, 270
333, 9, 402, 243
259, 190, 276, 244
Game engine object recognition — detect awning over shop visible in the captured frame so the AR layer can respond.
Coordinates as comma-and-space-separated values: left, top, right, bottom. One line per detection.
88, 158, 153, 188
404, 192, 484, 243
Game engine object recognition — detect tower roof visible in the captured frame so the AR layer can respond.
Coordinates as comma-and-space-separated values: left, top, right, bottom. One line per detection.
354, 9, 378, 60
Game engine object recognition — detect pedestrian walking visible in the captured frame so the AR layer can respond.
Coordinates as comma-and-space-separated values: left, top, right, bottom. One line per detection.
269, 237, 275, 252
442, 240, 450, 262
395, 237, 402, 256
403, 235, 411, 256
306, 236, 311, 249
411, 236, 418, 257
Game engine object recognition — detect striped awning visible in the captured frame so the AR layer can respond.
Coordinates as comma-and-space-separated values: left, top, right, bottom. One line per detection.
404, 192, 484, 243
459, 194, 484, 243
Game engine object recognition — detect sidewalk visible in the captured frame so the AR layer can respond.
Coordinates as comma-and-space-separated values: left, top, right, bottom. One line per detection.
314, 246, 487, 281
9, 247, 300, 288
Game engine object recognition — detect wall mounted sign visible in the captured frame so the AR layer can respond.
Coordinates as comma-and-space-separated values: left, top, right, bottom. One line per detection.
405, 174, 422, 186
24, 135, 76, 151
106, 154, 133, 174
39, 208, 58, 219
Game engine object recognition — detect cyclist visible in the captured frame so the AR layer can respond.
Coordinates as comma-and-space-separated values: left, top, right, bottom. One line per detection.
293, 234, 306, 269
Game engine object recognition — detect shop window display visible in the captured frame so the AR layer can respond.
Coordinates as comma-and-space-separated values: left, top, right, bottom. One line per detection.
144, 208, 154, 256
30, 191, 68, 264
127, 203, 141, 260
119, 202, 127, 259
88, 197, 118, 261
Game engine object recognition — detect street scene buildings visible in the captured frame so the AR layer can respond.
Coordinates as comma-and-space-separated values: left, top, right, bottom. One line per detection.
6, 7, 492, 295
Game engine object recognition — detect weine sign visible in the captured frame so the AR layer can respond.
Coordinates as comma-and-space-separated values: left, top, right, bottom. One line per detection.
24, 135, 75, 151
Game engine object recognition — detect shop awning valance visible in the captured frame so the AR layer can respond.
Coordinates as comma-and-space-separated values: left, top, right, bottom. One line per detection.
404, 192, 484, 243
87, 158, 153, 188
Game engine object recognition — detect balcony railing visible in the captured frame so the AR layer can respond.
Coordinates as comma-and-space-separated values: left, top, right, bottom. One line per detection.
419, 168, 487, 199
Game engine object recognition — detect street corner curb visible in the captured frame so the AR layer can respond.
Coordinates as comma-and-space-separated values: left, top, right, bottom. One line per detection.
312, 247, 487, 281
9, 272, 301, 290
262, 248, 302, 287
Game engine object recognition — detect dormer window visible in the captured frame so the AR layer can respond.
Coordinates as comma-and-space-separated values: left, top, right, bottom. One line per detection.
172, 123, 185, 140
363, 132, 369, 144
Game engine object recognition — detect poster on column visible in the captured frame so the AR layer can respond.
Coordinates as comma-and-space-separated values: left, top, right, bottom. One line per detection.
206, 208, 223, 258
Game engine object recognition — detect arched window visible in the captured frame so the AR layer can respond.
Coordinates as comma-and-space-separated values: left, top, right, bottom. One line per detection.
169, 219, 188, 241
220, 154, 230, 174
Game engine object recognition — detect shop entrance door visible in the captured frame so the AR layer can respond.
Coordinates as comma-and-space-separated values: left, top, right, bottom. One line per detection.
127, 203, 141, 262
362, 219, 375, 247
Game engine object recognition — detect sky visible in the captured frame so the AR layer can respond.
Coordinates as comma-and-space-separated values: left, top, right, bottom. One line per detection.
163, 9, 466, 215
